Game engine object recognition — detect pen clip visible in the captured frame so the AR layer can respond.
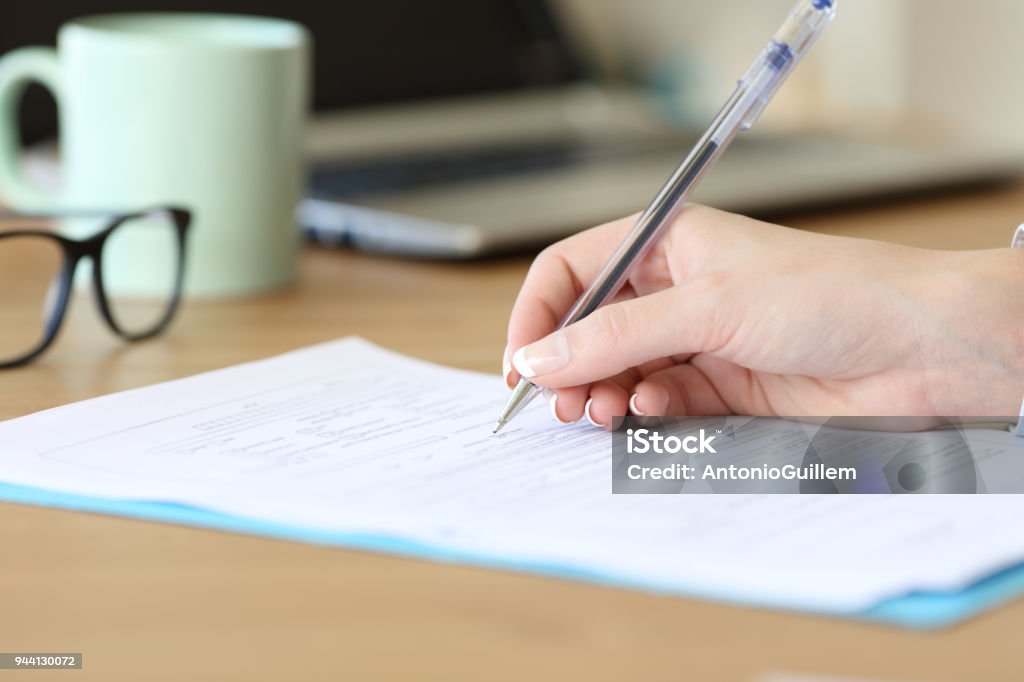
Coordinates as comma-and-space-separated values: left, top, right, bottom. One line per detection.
739, 94, 772, 132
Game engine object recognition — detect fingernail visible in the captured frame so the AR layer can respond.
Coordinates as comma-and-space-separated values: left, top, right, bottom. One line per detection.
546, 391, 575, 425
584, 398, 602, 428
502, 346, 515, 389
512, 331, 570, 379
629, 393, 646, 417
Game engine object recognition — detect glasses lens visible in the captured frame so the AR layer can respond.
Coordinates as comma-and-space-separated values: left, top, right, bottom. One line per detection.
0, 234, 65, 364
100, 210, 182, 336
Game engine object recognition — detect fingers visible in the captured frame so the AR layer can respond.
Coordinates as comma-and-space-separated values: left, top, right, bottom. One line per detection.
547, 368, 639, 426
550, 362, 734, 432
545, 380, 631, 431
584, 381, 630, 429
629, 362, 732, 417
512, 279, 727, 389
504, 285, 641, 389
547, 385, 590, 424
504, 215, 638, 387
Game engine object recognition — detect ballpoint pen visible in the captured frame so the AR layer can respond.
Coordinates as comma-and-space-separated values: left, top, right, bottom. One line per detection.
494, 0, 838, 434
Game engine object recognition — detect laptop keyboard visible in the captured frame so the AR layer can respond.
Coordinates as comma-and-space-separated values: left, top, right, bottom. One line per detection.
308, 139, 664, 198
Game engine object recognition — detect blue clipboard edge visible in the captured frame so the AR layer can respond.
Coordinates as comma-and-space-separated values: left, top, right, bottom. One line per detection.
1, 481, 1021, 630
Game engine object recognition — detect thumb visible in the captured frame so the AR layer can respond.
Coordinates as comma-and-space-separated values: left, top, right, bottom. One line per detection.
511, 284, 723, 389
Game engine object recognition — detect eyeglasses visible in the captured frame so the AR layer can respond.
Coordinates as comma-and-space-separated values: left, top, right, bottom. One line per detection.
0, 207, 192, 368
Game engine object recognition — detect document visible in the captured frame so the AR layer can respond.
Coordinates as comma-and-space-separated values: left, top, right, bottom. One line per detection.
2, 338, 1024, 620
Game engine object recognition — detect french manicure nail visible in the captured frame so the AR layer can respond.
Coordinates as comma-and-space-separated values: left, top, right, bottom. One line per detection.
629, 393, 646, 417
512, 330, 570, 379
546, 391, 575, 425
584, 397, 602, 428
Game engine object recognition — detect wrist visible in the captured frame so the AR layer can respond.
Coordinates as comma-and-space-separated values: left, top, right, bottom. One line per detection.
927, 248, 1024, 417
989, 249, 1024, 418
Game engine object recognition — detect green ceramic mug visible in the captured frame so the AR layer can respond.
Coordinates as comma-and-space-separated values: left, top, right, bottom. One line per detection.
0, 13, 310, 297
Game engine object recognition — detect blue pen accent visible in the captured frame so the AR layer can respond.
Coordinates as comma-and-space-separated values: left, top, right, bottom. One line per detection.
813, 0, 832, 9
765, 40, 794, 71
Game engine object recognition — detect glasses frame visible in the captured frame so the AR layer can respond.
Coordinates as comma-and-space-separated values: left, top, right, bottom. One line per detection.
0, 206, 192, 369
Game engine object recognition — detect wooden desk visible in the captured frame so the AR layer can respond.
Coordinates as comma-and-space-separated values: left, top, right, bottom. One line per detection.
2, 184, 1024, 681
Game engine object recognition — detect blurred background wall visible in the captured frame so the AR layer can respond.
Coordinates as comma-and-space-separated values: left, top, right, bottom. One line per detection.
9, 0, 1023, 149
556, 0, 1024, 146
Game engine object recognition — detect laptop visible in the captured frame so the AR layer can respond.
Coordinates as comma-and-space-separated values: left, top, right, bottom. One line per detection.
10, 1, 1022, 257
296, 0, 1022, 257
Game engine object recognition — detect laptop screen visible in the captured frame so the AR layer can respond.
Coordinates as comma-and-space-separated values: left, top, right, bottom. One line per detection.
2, 0, 583, 142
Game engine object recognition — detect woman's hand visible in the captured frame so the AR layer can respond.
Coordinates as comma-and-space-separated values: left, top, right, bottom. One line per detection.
504, 205, 1024, 428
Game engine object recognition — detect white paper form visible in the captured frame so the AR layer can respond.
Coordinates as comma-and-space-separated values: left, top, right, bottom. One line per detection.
1, 337, 1024, 614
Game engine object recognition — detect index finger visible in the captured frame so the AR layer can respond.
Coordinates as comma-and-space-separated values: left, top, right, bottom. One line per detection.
506, 214, 637, 378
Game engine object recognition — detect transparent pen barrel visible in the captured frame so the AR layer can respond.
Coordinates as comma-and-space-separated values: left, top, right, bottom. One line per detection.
559, 92, 746, 328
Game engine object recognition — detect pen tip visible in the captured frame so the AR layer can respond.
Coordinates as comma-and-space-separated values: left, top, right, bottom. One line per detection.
493, 420, 506, 434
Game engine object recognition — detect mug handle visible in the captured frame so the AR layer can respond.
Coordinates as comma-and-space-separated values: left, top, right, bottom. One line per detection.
0, 46, 62, 208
